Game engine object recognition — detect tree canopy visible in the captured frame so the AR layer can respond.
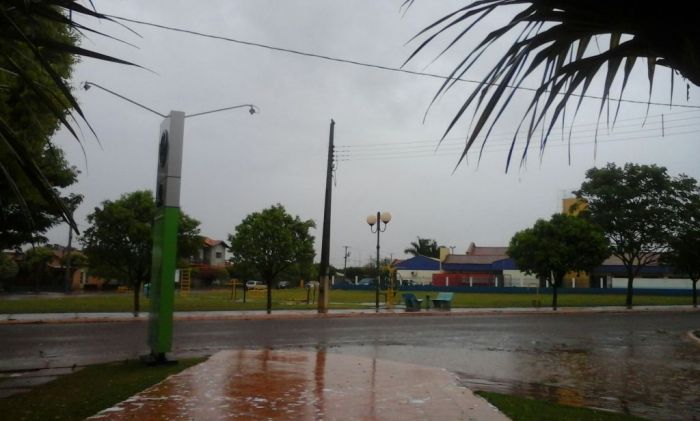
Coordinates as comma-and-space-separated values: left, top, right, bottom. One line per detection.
228, 204, 315, 314
508, 213, 609, 310
663, 198, 700, 307
81, 190, 201, 315
403, 1, 700, 169
575, 163, 699, 308
404, 237, 441, 258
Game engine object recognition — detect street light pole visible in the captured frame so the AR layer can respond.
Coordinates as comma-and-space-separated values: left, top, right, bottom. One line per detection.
367, 211, 391, 313
83, 81, 258, 363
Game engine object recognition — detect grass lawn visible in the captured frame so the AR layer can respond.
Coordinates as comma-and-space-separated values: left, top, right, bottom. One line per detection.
476, 391, 648, 421
0, 358, 204, 421
0, 288, 693, 314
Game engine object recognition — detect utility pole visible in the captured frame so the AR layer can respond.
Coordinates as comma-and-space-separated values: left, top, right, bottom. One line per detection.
343, 246, 350, 278
63, 221, 73, 293
317, 120, 335, 313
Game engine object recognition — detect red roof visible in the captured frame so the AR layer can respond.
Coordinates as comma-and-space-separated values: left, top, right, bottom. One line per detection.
203, 237, 227, 248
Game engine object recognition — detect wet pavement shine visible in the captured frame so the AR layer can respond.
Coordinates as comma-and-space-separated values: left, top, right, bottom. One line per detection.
88, 349, 508, 421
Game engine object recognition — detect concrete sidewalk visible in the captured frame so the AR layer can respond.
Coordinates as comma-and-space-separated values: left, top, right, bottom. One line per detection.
88, 349, 510, 421
2, 304, 697, 324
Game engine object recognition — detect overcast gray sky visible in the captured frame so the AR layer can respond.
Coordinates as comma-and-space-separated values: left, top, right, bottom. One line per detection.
47, 0, 700, 268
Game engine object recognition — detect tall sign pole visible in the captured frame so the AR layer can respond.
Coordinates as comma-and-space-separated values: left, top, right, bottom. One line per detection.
147, 111, 184, 363
317, 119, 335, 313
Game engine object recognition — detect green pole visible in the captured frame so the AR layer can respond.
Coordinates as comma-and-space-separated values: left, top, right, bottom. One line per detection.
146, 111, 184, 363
148, 206, 179, 356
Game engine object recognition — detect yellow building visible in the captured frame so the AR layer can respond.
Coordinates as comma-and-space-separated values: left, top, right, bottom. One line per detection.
562, 197, 590, 287
562, 197, 587, 215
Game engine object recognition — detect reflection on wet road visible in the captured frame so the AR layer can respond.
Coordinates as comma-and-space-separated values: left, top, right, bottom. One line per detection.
318, 314, 700, 420
89, 349, 506, 420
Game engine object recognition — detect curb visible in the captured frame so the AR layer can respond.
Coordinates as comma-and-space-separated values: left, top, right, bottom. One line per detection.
1, 306, 698, 325
688, 330, 700, 347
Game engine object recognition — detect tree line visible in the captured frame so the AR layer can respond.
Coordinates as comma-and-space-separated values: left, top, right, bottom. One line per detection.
508, 163, 700, 310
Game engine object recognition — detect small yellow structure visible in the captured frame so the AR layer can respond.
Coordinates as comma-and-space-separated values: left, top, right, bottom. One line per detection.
180, 268, 192, 297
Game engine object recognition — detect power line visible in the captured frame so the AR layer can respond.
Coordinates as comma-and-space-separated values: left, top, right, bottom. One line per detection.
335, 112, 700, 152
109, 14, 700, 110
335, 127, 700, 162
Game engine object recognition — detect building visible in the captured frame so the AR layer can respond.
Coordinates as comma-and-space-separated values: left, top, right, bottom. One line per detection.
194, 237, 228, 268
439, 243, 539, 287
394, 255, 441, 285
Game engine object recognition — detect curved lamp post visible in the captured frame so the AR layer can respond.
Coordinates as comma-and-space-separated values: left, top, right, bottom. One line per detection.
83, 80, 258, 363
367, 211, 391, 312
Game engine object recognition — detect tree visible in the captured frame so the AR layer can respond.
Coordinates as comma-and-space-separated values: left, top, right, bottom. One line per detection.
1, 2, 136, 231
403, 1, 700, 169
663, 201, 700, 307
21, 246, 56, 292
0, 253, 19, 289
404, 237, 441, 258
575, 163, 699, 308
81, 191, 201, 316
228, 204, 315, 314
508, 214, 610, 310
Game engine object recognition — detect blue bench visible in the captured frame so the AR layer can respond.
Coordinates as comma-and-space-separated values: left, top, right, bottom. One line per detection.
432, 292, 454, 311
402, 293, 423, 312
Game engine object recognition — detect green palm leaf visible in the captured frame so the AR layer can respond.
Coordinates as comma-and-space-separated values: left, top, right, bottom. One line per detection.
404, 0, 700, 170
1, 0, 139, 234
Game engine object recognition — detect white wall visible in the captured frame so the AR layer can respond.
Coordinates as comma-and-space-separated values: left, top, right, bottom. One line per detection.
396, 269, 436, 285
208, 244, 226, 267
611, 277, 694, 290
503, 270, 540, 287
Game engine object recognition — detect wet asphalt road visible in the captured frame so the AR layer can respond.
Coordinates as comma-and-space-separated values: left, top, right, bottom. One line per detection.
1, 311, 699, 420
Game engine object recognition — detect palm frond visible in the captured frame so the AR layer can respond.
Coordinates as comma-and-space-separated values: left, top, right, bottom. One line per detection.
404, 0, 700, 170
1, 0, 140, 233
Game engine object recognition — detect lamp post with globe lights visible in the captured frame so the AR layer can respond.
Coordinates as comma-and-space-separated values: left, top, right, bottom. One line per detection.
367, 211, 391, 312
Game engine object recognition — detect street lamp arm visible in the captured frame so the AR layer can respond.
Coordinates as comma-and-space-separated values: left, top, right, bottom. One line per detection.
82, 81, 166, 118
185, 104, 259, 119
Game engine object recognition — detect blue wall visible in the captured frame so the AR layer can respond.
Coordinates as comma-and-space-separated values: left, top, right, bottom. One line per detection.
332, 284, 692, 296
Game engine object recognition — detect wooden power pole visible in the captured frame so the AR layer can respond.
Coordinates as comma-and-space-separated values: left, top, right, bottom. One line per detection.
318, 120, 335, 313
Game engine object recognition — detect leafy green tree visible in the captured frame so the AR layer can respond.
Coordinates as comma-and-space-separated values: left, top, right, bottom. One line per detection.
575, 163, 699, 308
21, 246, 56, 291
0, 253, 19, 288
402, 1, 700, 169
228, 204, 316, 314
663, 200, 700, 307
508, 214, 610, 310
343, 266, 374, 283
1, 2, 136, 230
404, 237, 441, 258
81, 191, 201, 316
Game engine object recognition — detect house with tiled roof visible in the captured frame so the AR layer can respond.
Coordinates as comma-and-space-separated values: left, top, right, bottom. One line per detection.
193, 237, 228, 268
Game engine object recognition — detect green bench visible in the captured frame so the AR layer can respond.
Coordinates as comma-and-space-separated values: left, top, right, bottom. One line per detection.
402, 293, 423, 312
432, 292, 454, 311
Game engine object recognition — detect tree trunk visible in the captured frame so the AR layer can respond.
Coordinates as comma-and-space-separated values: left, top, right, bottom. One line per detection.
133, 280, 142, 317
693, 279, 698, 308
625, 276, 634, 309
266, 279, 272, 314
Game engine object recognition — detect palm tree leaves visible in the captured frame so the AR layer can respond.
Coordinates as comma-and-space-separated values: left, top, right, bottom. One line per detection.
404, 237, 441, 258
403, 0, 700, 171
1, 0, 139, 234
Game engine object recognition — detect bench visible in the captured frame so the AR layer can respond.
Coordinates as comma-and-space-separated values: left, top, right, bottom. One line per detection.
432, 292, 454, 311
402, 293, 423, 312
